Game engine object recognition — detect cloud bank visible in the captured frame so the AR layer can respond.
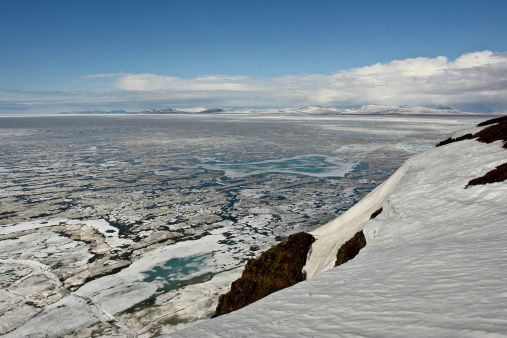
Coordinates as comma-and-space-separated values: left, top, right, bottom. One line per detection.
2, 51, 507, 113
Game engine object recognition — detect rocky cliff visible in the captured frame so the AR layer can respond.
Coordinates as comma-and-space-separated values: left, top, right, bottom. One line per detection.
213, 232, 315, 317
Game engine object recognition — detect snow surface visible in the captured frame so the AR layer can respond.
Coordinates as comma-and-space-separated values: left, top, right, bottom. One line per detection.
0, 218, 68, 236
173, 138, 507, 337
304, 161, 409, 279
0, 219, 133, 250
5, 227, 242, 337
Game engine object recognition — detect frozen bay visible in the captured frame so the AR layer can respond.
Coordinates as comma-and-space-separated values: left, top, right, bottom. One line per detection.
0, 113, 484, 336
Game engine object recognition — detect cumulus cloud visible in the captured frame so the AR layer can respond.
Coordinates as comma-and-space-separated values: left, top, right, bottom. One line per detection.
312, 50, 507, 110
2, 50, 507, 113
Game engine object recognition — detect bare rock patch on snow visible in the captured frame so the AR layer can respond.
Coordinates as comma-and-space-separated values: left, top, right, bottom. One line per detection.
213, 232, 315, 317
334, 230, 367, 267
466, 162, 507, 187
437, 114, 507, 148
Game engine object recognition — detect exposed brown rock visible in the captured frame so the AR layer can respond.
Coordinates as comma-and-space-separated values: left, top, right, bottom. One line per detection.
213, 232, 315, 317
437, 115, 507, 148
436, 134, 474, 147
335, 231, 367, 267
466, 162, 507, 188
370, 207, 383, 219
477, 115, 507, 127
474, 119, 507, 148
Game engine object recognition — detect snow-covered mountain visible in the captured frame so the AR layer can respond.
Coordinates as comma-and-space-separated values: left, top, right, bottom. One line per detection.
234, 105, 474, 116
59, 105, 480, 116
59, 110, 132, 114
173, 116, 507, 337
337, 104, 466, 115
139, 107, 224, 114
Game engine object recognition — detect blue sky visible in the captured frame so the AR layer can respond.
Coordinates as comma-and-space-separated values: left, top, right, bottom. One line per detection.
1, 0, 506, 113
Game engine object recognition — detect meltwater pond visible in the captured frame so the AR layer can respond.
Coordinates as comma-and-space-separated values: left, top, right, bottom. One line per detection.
202, 154, 361, 178
0, 113, 484, 336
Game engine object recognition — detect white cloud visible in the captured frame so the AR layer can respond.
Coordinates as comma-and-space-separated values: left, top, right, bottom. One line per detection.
114, 73, 252, 91
2, 51, 507, 113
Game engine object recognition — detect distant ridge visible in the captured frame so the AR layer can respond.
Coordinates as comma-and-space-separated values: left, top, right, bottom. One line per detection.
139, 107, 224, 114
59, 107, 223, 115
59, 105, 491, 116
59, 110, 132, 114
267, 104, 475, 116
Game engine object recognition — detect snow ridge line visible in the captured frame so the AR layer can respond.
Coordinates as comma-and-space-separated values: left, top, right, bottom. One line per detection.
0, 259, 138, 337
304, 161, 410, 279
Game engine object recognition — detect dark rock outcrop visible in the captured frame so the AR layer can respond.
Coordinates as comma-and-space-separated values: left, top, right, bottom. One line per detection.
477, 115, 507, 127
437, 115, 507, 148
213, 232, 315, 317
466, 162, 507, 188
436, 115, 507, 188
436, 133, 474, 147
335, 231, 367, 267
474, 119, 507, 148
370, 207, 383, 219
332, 207, 379, 267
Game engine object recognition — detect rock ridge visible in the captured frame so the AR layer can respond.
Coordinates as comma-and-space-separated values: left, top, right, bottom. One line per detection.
466, 162, 507, 188
437, 115, 507, 148
213, 232, 315, 317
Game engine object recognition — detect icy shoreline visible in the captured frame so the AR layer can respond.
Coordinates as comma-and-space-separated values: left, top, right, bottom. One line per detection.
175, 118, 507, 336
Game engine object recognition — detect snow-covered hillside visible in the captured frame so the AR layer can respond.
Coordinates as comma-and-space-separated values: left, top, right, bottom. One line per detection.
173, 118, 507, 337
238, 105, 473, 116
58, 104, 480, 116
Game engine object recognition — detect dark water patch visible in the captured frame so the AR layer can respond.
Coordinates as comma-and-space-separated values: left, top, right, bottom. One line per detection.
105, 219, 134, 238
29, 213, 52, 219
218, 238, 235, 245
121, 258, 216, 314
160, 314, 192, 327
115, 178, 139, 184
56, 201, 75, 212
142, 253, 212, 293
123, 271, 215, 318
143, 214, 157, 221
350, 161, 369, 173
0, 211, 17, 220
87, 253, 106, 264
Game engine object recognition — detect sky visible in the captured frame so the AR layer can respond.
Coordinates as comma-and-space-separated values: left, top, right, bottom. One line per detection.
1, 0, 507, 114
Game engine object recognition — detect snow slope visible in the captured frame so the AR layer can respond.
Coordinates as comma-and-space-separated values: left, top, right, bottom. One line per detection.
173, 133, 507, 336
304, 163, 408, 279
